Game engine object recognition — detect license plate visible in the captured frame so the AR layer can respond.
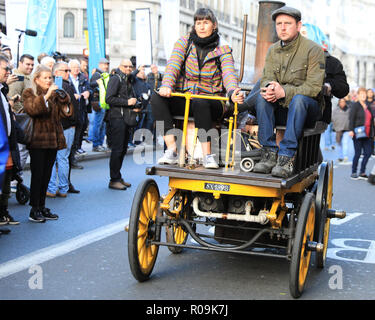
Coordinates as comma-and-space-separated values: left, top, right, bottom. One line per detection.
204, 183, 230, 192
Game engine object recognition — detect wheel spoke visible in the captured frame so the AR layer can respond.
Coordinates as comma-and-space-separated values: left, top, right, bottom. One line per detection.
138, 228, 147, 239
139, 209, 148, 225
142, 198, 149, 220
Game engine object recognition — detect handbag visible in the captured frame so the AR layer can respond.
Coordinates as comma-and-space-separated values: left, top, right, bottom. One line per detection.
354, 126, 368, 139
15, 112, 34, 144
123, 108, 139, 127
91, 100, 101, 112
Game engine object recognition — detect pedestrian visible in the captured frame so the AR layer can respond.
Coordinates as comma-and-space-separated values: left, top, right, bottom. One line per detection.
37, 53, 48, 64
22, 65, 73, 222
105, 58, 139, 190
368, 162, 375, 185
69, 59, 92, 162
366, 88, 375, 154
146, 64, 163, 91
132, 65, 152, 145
301, 23, 349, 148
332, 98, 351, 162
0, 55, 22, 225
40, 56, 55, 71
349, 87, 374, 180
0, 110, 10, 235
79, 57, 89, 80
8, 54, 34, 179
151, 7, 243, 169
46, 62, 77, 198
1, 46, 12, 65
89, 58, 110, 152
252, 6, 325, 178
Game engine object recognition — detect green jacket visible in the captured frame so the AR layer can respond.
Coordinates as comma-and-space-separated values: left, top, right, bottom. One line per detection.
261, 33, 325, 109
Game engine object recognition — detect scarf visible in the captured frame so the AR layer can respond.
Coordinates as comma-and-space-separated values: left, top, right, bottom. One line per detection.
190, 30, 219, 69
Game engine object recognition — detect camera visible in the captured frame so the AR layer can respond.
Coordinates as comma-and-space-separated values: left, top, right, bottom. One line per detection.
134, 91, 151, 110
52, 51, 68, 63
55, 89, 67, 100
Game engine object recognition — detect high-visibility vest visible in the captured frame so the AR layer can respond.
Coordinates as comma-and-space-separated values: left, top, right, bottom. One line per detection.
98, 72, 110, 110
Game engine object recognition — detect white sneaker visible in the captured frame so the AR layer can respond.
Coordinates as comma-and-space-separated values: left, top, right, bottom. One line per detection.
204, 154, 219, 169
158, 149, 178, 165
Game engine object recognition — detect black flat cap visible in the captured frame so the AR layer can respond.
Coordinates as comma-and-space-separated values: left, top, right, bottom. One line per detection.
271, 6, 301, 21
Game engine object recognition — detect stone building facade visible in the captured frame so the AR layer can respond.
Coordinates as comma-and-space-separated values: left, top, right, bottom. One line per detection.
2, 0, 374, 88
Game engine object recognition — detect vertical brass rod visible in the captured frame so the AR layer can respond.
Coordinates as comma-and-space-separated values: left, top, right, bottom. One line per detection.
225, 117, 233, 171
179, 93, 191, 167
230, 103, 239, 170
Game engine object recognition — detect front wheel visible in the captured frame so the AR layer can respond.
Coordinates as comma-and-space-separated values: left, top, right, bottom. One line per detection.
289, 192, 316, 298
128, 179, 161, 282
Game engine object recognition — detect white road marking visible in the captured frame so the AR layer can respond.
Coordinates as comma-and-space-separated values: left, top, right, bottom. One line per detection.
0, 218, 129, 280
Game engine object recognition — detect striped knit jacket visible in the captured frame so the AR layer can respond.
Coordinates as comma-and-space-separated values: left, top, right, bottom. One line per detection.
161, 35, 239, 96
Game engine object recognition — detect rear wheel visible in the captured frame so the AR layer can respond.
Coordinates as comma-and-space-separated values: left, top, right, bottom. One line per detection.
128, 179, 161, 282
289, 192, 316, 298
315, 161, 333, 268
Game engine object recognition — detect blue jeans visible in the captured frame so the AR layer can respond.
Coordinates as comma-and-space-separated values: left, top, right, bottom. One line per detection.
90, 108, 106, 147
324, 122, 335, 148
255, 94, 320, 157
88, 112, 95, 142
336, 131, 350, 159
47, 127, 75, 194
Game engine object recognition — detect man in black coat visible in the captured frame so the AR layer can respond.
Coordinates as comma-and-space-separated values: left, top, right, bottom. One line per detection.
105, 59, 141, 190
89, 58, 110, 151
321, 52, 349, 123
0, 55, 22, 225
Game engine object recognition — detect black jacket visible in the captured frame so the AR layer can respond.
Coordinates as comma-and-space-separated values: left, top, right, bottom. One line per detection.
349, 101, 374, 138
0, 84, 22, 174
322, 53, 349, 123
146, 72, 163, 91
89, 68, 104, 102
61, 79, 78, 129
105, 69, 136, 119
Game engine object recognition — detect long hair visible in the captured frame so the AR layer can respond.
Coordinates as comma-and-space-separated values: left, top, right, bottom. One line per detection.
190, 8, 218, 34
32, 64, 52, 94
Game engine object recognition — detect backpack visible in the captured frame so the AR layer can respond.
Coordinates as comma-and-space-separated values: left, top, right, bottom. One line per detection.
98, 72, 110, 110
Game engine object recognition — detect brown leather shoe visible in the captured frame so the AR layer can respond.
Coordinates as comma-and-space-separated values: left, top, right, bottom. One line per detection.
120, 179, 131, 188
109, 181, 126, 190
56, 191, 67, 198
46, 192, 56, 198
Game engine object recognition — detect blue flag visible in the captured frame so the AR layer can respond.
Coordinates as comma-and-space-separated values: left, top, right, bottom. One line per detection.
0, 122, 9, 191
23, 0, 57, 58
86, 0, 106, 75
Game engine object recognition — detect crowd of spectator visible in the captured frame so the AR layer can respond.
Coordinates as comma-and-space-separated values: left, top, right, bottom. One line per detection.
325, 88, 375, 182
0, 39, 163, 227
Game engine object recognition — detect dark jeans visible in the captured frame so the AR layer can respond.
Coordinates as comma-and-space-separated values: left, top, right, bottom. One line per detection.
109, 118, 130, 182
0, 169, 12, 210
352, 137, 373, 174
255, 94, 320, 157
72, 110, 88, 153
151, 94, 224, 135
29, 148, 57, 208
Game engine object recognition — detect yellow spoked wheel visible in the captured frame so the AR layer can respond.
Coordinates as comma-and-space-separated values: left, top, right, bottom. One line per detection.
315, 161, 333, 268
290, 192, 316, 298
128, 179, 161, 282
166, 193, 189, 254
